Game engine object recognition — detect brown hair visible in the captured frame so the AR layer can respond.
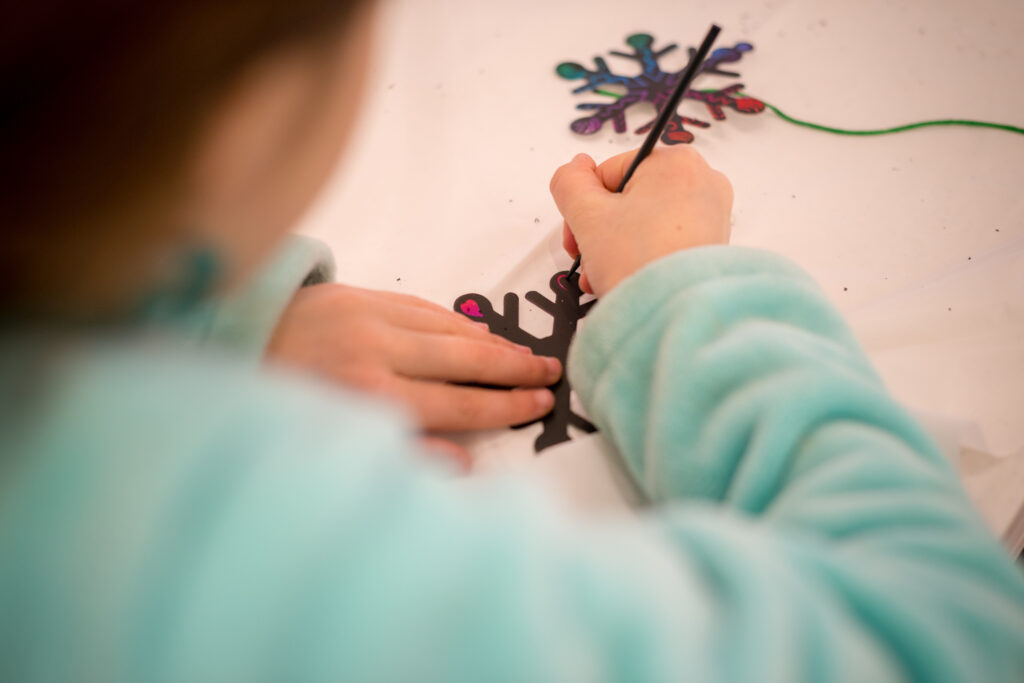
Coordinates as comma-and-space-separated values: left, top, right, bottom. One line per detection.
0, 1, 364, 319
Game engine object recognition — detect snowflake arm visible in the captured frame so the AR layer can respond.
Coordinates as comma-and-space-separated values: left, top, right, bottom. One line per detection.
556, 57, 634, 95
692, 42, 754, 77
524, 290, 558, 316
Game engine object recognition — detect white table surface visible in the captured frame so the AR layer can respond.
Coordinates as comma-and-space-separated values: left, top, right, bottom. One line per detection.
299, 0, 1024, 550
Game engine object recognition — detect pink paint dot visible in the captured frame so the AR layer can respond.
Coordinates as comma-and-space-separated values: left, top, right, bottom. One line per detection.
460, 299, 483, 318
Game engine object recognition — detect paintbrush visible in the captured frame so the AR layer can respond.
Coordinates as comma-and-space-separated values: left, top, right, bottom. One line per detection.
566, 23, 721, 280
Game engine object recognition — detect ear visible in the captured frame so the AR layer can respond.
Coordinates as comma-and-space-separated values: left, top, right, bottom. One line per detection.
189, 3, 376, 219
181, 3, 376, 288
189, 46, 325, 216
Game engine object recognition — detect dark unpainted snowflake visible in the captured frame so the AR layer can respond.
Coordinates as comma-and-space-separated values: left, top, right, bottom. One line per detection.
454, 271, 596, 453
557, 33, 766, 144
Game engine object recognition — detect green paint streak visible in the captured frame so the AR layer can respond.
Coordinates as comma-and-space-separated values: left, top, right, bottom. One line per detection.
594, 88, 624, 100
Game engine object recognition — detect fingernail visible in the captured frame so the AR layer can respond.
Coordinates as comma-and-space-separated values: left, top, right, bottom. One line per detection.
573, 153, 589, 163
534, 389, 555, 410
514, 343, 532, 354
472, 322, 490, 330
545, 357, 562, 376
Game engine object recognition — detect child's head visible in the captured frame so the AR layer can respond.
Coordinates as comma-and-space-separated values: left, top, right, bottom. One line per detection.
1, 1, 375, 323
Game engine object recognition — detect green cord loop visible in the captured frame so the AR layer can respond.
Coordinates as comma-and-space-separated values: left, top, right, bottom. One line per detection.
591, 87, 1024, 136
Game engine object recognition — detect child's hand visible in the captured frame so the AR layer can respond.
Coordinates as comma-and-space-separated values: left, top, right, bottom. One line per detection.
267, 283, 560, 434
549, 147, 733, 296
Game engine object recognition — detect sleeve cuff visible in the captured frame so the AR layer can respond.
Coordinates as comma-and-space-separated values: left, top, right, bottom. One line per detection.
173, 235, 336, 360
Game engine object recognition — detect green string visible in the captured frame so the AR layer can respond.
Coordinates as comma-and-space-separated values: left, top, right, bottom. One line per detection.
592, 87, 1024, 136
741, 94, 1024, 136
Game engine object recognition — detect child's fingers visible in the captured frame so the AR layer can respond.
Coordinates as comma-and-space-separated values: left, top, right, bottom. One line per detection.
366, 288, 453, 313
562, 219, 579, 259
373, 299, 517, 348
594, 148, 640, 192
579, 270, 593, 294
345, 291, 519, 350
389, 332, 561, 387
549, 153, 608, 221
364, 289, 490, 332
397, 380, 555, 432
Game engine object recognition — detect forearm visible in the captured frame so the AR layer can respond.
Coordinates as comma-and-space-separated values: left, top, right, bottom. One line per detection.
564, 245, 1024, 678
571, 245, 947, 510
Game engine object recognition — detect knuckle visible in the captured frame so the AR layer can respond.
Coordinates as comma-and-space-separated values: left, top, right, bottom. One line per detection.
525, 356, 552, 384
549, 167, 566, 196
716, 170, 734, 200
328, 286, 370, 315
347, 323, 375, 349
360, 322, 394, 354
505, 348, 546, 380
550, 159, 582, 197
476, 341, 503, 364
451, 390, 484, 424
457, 342, 488, 371
666, 145, 702, 169
511, 389, 544, 420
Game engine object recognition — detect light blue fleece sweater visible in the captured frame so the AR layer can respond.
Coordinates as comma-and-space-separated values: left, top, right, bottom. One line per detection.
1, 238, 1022, 682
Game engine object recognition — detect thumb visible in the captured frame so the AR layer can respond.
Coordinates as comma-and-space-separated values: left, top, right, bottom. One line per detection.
549, 153, 611, 221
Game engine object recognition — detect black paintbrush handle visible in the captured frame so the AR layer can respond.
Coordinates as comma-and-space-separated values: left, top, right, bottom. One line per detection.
566, 24, 721, 279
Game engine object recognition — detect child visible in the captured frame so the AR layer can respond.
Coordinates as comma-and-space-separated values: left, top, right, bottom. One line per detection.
2, 2, 1022, 681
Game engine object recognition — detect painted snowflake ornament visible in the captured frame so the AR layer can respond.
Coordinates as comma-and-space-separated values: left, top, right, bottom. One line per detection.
557, 33, 766, 144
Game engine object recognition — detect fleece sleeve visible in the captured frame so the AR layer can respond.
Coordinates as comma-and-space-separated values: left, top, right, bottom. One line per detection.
24, 247, 1022, 682
567, 246, 1024, 678
171, 235, 335, 359
161, 248, 1024, 681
